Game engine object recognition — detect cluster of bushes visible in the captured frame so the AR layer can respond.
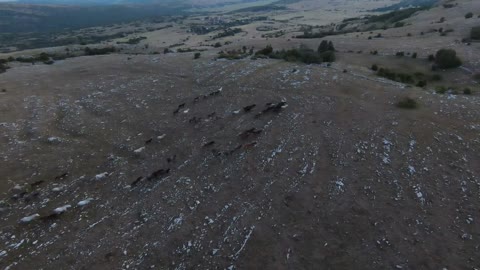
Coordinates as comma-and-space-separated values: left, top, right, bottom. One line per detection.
435, 86, 474, 95
296, 31, 336, 39
84, 47, 116, 56
218, 46, 254, 60
255, 41, 335, 64
377, 67, 415, 84
373, 65, 439, 87
211, 28, 242, 39
117, 36, 146, 45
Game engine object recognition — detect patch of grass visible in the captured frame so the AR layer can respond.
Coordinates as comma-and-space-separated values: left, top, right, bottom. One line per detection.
396, 97, 418, 109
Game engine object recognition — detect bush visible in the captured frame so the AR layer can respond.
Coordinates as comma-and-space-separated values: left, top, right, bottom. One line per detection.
463, 88, 472, 95
255, 45, 273, 56
320, 50, 335, 62
371, 64, 378, 71
396, 51, 405, 57
471, 27, 480, 40
412, 52, 417, 59
416, 80, 427, 87
214, 42, 222, 48
434, 49, 461, 69
194, 52, 201, 59
396, 97, 418, 109
465, 12, 473, 19
428, 54, 435, 61
84, 47, 116, 56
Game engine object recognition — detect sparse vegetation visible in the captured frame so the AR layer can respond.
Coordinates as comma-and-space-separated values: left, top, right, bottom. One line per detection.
255, 42, 336, 64
471, 27, 480, 40
396, 97, 418, 109
117, 36, 147, 45
84, 46, 116, 56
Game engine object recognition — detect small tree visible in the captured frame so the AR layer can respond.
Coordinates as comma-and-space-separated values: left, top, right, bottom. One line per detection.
434, 49, 462, 69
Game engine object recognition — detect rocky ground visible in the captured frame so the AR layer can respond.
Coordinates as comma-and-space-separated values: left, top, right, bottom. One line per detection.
0, 52, 479, 269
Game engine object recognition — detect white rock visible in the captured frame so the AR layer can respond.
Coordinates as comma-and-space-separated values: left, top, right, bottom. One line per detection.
20, 214, 40, 223
157, 134, 166, 140
47, 137, 62, 143
52, 187, 63, 192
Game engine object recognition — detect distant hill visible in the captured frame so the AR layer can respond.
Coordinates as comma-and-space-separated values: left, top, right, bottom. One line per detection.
0, 2, 185, 33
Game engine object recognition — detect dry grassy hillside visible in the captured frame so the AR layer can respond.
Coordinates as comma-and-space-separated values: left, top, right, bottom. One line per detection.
0, 0, 480, 269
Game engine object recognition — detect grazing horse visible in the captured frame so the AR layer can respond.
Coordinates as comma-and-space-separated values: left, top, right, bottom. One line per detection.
203, 141, 215, 147
239, 128, 262, 139
243, 104, 256, 112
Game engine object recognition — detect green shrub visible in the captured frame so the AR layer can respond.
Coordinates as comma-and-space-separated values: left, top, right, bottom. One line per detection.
214, 42, 222, 48
320, 50, 335, 62
371, 64, 378, 71
412, 52, 417, 59
194, 52, 201, 59
396, 97, 418, 109
84, 46, 116, 56
463, 88, 472, 95
434, 49, 462, 69
465, 12, 473, 19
